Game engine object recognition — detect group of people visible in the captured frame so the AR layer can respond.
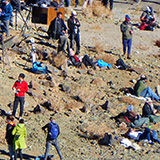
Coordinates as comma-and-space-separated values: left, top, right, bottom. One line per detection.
120, 6, 159, 59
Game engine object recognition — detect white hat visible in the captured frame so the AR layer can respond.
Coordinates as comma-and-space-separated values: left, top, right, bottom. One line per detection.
72, 11, 77, 16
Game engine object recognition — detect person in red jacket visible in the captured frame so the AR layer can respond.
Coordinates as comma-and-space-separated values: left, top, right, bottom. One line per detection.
12, 73, 28, 118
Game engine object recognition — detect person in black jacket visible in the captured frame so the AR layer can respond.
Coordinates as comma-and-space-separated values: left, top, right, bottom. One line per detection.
5, 115, 15, 160
142, 99, 160, 124
68, 11, 81, 55
47, 12, 69, 54
42, 117, 63, 160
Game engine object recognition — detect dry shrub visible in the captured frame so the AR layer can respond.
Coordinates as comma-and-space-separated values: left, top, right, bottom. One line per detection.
155, 40, 160, 47
91, 24, 101, 30
94, 41, 105, 53
87, 123, 110, 138
92, 2, 109, 17
82, 1, 110, 18
118, 96, 139, 106
96, 54, 115, 64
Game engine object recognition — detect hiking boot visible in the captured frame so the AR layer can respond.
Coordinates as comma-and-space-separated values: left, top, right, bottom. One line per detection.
127, 55, 131, 59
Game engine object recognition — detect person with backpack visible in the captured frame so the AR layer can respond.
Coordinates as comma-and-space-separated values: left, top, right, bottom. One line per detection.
5, 115, 15, 160
12, 119, 27, 160
120, 15, 133, 59
42, 117, 63, 160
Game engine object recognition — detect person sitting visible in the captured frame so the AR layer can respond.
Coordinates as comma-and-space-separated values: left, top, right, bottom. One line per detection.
134, 75, 160, 102
140, 6, 158, 31
142, 98, 160, 124
69, 48, 96, 69
126, 127, 154, 145
47, 12, 69, 54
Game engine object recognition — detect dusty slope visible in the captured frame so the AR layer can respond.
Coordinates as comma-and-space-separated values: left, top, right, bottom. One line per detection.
0, 0, 160, 160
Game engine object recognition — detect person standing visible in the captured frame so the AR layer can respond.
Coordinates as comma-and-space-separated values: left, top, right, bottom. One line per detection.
12, 119, 27, 160
42, 117, 63, 160
47, 12, 69, 54
5, 115, 15, 160
120, 15, 133, 59
68, 11, 81, 55
12, 73, 28, 119
0, 0, 13, 37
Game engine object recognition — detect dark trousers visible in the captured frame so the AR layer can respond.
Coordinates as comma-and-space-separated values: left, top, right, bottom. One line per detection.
14, 149, 22, 160
82, 55, 94, 67
44, 139, 63, 160
102, 0, 113, 10
70, 32, 80, 54
75, 0, 79, 6
2, 19, 9, 37
13, 97, 25, 117
122, 38, 132, 55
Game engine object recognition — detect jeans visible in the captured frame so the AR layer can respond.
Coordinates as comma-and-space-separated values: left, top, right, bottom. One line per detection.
122, 38, 132, 55
149, 115, 160, 123
139, 127, 151, 141
140, 87, 160, 102
44, 139, 63, 160
13, 97, 25, 117
75, 0, 79, 6
152, 130, 160, 143
8, 144, 14, 160
70, 32, 80, 54
2, 19, 9, 37
58, 35, 70, 53
14, 149, 22, 160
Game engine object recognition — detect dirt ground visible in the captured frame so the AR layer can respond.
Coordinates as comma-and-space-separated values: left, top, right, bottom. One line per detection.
0, 0, 160, 160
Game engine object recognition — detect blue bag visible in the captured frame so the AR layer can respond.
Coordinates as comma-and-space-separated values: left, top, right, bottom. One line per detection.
32, 61, 48, 74
49, 122, 58, 139
97, 59, 111, 68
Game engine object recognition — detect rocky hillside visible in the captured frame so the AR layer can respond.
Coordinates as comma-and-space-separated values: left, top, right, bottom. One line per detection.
0, 0, 160, 160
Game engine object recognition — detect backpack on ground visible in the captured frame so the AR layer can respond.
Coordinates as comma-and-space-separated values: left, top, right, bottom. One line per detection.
49, 122, 59, 139
98, 133, 112, 145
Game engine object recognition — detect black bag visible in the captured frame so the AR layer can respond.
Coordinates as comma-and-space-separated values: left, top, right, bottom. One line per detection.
116, 58, 130, 70
98, 133, 112, 145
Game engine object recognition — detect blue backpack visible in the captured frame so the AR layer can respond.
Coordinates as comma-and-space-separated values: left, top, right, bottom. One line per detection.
49, 122, 59, 139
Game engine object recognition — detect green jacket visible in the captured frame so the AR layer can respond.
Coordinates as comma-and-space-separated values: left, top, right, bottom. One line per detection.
134, 80, 146, 97
12, 124, 27, 150
120, 21, 133, 40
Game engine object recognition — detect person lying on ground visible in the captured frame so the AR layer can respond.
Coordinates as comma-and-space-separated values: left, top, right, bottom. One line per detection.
134, 75, 160, 102
142, 98, 160, 124
69, 48, 96, 69
126, 127, 154, 145
112, 105, 149, 128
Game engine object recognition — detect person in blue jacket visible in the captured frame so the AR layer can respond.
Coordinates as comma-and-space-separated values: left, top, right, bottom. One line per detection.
0, 0, 13, 37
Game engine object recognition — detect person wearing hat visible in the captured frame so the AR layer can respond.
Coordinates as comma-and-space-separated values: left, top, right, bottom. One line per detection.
42, 117, 63, 160
0, 0, 13, 37
142, 99, 160, 124
120, 15, 133, 59
67, 11, 81, 55
140, 6, 158, 30
134, 75, 160, 102
12, 73, 28, 118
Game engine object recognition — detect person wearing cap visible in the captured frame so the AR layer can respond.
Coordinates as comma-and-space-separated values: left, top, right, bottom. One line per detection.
42, 117, 63, 160
47, 12, 69, 54
120, 15, 133, 59
67, 11, 81, 55
134, 75, 160, 102
12, 73, 28, 118
142, 99, 160, 124
140, 6, 157, 30
0, 0, 13, 37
